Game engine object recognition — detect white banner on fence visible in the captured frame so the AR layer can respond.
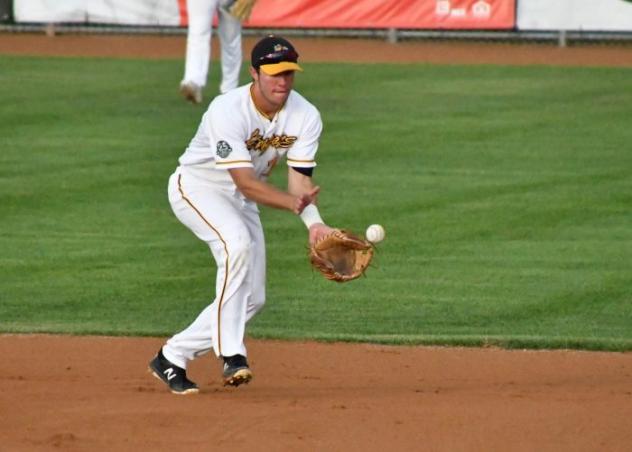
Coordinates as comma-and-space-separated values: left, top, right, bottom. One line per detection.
13, 0, 180, 25
518, 0, 632, 31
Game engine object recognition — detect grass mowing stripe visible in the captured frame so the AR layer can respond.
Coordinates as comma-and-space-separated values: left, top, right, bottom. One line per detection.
0, 55, 631, 350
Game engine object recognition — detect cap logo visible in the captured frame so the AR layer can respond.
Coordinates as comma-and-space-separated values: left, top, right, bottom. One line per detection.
273, 44, 287, 52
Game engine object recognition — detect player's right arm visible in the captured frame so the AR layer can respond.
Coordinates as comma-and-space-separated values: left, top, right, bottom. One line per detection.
228, 167, 318, 214
287, 166, 334, 244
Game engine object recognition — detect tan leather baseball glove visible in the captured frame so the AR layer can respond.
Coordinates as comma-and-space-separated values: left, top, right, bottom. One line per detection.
309, 229, 374, 282
227, 0, 257, 21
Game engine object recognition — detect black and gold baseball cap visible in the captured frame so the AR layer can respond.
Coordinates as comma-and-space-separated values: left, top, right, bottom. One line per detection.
251, 35, 303, 75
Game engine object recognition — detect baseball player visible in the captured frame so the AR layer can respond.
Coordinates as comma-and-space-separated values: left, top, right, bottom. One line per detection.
180, 0, 245, 104
150, 35, 335, 394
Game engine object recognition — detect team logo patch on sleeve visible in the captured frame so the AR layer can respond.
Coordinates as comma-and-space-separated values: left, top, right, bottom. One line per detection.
216, 140, 233, 158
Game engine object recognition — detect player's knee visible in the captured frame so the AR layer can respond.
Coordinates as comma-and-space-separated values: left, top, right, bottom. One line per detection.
227, 235, 254, 265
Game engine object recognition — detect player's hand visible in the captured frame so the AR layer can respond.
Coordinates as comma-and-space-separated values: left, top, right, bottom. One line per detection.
294, 186, 320, 215
308, 222, 335, 246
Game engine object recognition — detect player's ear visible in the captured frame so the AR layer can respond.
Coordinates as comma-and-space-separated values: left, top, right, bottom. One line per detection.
249, 66, 259, 81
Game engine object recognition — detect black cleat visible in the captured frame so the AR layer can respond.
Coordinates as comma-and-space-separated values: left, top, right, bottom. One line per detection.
222, 355, 253, 387
149, 349, 199, 395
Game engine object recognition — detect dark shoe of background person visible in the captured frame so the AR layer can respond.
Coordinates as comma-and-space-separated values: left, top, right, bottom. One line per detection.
179, 81, 203, 104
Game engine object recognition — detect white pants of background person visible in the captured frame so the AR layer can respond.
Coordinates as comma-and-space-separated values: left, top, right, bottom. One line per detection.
183, 0, 242, 95
162, 167, 266, 368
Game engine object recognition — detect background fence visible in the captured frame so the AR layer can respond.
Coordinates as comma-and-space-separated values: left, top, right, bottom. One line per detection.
1, 0, 632, 45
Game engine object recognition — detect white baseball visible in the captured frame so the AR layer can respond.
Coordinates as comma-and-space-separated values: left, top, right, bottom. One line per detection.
365, 224, 385, 243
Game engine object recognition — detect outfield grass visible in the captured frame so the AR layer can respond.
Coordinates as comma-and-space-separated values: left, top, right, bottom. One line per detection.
1, 55, 631, 351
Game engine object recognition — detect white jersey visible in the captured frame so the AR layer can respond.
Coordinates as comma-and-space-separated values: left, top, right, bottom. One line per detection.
178, 83, 322, 186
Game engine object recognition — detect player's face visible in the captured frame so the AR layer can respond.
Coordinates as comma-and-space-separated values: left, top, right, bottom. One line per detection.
251, 68, 295, 113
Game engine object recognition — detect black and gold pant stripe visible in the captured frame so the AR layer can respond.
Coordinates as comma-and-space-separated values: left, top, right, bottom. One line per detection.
177, 174, 230, 356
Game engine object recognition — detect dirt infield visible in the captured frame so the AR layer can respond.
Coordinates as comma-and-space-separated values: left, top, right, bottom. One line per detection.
2, 335, 631, 452
2, 33, 632, 451
2, 33, 632, 66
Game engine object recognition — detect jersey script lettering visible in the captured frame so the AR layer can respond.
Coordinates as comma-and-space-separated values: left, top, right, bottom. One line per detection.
245, 128, 297, 153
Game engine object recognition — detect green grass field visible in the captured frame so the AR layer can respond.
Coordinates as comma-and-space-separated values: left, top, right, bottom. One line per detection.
1, 55, 631, 351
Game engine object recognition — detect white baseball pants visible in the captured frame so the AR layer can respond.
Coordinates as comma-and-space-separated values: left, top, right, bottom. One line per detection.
183, 0, 243, 93
162, 167, 266, 369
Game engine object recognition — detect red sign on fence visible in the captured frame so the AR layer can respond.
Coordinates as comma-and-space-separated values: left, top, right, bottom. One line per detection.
239, 0, 516, 30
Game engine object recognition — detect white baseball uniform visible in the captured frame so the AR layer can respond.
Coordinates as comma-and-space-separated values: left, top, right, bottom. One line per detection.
162, 83, 322, 368
183, 0, 242, 94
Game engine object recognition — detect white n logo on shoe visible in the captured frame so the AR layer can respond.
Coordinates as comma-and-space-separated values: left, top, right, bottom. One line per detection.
163, 368, 177, 381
